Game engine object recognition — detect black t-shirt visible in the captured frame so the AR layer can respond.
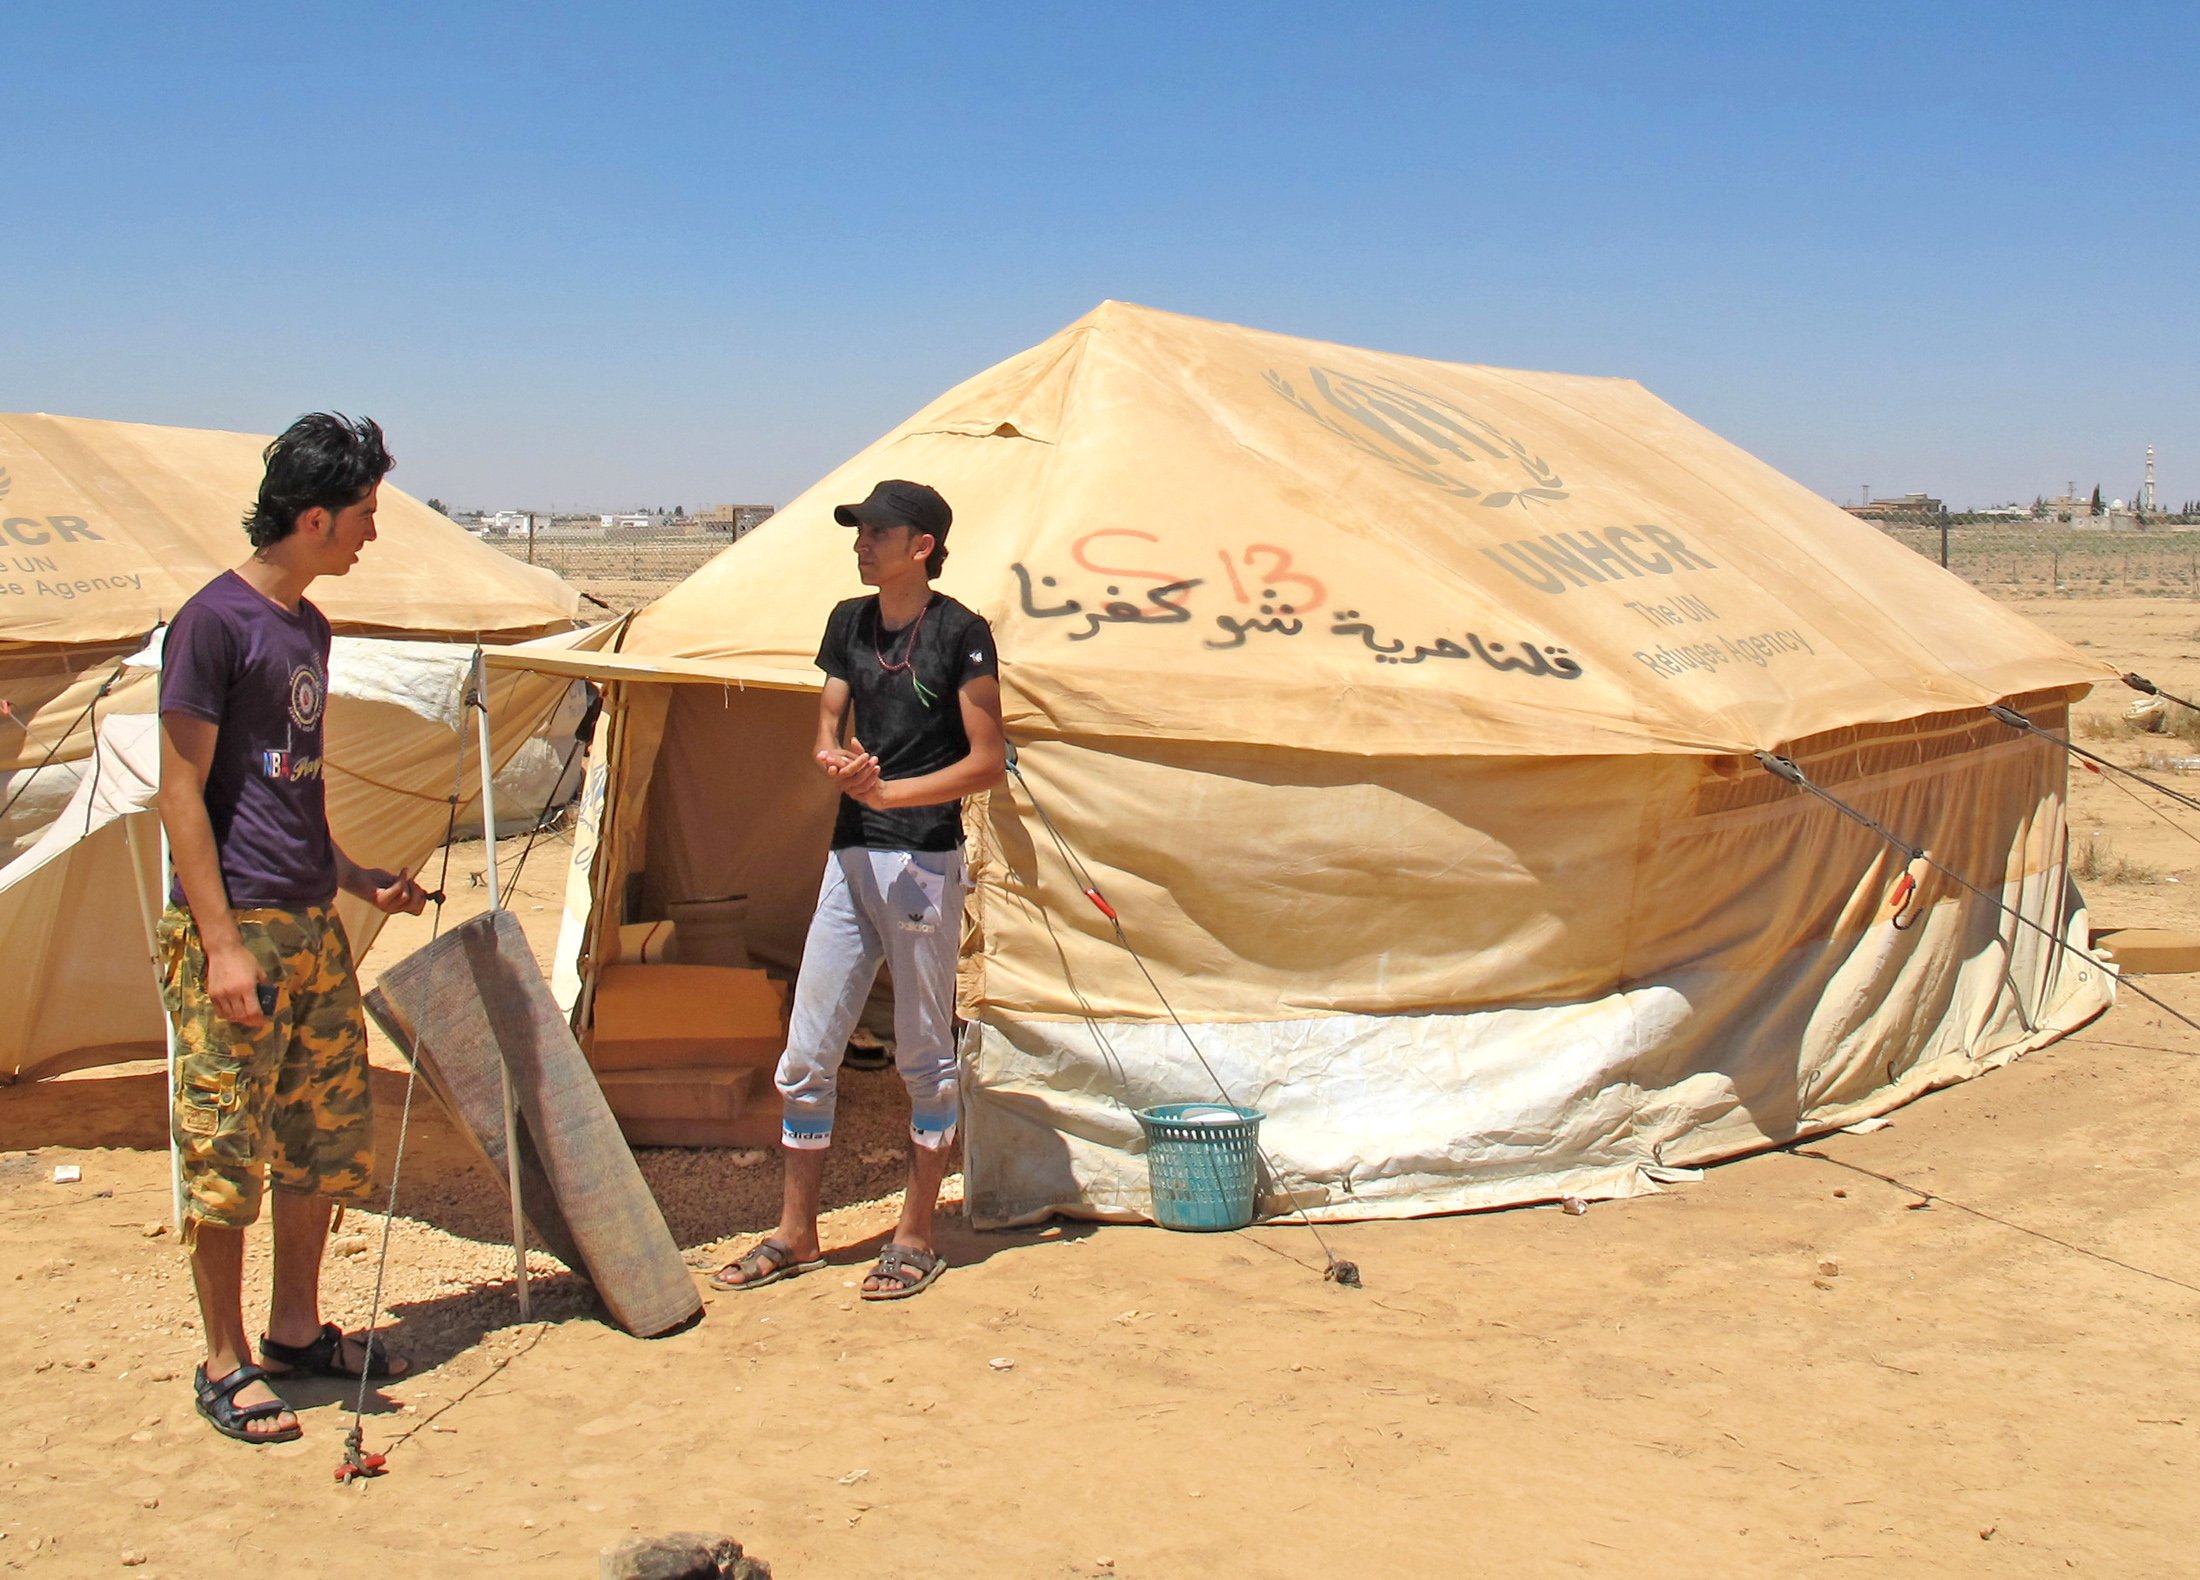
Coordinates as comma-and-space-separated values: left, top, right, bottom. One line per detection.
816, 592, 999, 851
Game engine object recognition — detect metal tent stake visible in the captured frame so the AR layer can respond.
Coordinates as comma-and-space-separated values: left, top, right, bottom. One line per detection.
124, 813, 185, 1233
469, 650, 529, 1320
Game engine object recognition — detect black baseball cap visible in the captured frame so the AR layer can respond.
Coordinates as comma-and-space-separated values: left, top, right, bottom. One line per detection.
832, 479, 952, 545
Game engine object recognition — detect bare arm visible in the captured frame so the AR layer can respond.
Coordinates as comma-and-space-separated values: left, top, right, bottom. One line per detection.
854, 674, 1007, 811
813, 676, 853, 763
812, 676, 883, 797
158, 712, 265, 1028
334, 846, 427, 915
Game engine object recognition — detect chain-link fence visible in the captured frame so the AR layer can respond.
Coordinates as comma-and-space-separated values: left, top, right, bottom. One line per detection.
480, 522, 753, 610
475, 509, 2200, 609
1871, 512, 2200, 597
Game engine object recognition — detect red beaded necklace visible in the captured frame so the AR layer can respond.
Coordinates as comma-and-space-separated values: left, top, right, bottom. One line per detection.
873, 597, 939, 706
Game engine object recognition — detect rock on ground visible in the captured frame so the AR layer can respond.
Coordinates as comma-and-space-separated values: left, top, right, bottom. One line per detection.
599, 1531, 772, 1580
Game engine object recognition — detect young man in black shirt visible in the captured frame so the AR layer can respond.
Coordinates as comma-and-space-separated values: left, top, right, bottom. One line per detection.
713, 480, 1005, 1299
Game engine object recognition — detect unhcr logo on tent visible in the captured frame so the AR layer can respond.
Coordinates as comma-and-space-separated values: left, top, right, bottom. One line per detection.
1264, 366, 1567, 509
0, 450, 109, 546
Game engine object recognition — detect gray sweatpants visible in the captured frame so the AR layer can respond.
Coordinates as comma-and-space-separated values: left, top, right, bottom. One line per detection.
775, 846, 967, 1151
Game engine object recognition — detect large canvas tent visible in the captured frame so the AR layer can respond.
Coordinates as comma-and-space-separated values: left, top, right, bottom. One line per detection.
492, 301, 2117, 1225
0, 413, 580, 862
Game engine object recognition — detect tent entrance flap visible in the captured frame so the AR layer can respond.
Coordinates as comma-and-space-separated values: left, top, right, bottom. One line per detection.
637, 687, 837, 980
565, 683, 833, 1049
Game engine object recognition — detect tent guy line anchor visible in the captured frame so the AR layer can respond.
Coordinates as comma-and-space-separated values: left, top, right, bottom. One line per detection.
337, 647, 526, 1484
337, 703, 465, 1485
1006, 743, 1360, 1289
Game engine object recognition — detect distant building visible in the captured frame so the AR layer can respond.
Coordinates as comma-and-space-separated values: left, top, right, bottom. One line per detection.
693, 503, 776, 539
1844, 492, 1945, 520
2074, 508, 2149, 534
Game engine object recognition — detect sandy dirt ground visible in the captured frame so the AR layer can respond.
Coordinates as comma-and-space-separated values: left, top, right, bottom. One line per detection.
4, 596, 2200, 1578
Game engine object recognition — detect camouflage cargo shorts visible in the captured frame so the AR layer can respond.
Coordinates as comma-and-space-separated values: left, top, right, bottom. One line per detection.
157, 903, 375, 1232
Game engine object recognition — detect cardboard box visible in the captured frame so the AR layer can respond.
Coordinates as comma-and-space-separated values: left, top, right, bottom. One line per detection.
665, 896, 751, 968
597, 1066, 779, 1150
615, 1113, 782, 1149
589, 964, 787, 1073
596, 1066, 758, 1122
613, 920, 679, 964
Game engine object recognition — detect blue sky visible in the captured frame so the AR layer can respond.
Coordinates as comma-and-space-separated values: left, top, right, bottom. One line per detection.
4, 3, 2194, 511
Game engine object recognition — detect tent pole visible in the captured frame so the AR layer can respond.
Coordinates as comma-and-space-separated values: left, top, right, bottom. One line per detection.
470, 651, 529, 1319
125, 813, 185, 1234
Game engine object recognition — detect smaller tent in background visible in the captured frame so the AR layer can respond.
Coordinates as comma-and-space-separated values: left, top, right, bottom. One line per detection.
0, 623, 618, 1083
0, 413, 581, 862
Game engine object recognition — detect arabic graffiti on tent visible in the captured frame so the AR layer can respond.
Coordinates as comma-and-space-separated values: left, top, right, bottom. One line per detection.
1009, 529, 1583, 680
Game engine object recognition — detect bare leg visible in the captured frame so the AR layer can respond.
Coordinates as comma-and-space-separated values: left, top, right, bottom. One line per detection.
260, 1189, 405, 1378
861, 1142, 955, 1294
893, 1141, 955, 1253
775, 1144, 828, 1260
191, 1222, 296, 1437
265, 1186, 330, 1349
715, 1145, 828, 1287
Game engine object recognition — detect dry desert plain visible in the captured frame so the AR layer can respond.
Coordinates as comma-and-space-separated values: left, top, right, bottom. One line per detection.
2, 595, 2198, 1578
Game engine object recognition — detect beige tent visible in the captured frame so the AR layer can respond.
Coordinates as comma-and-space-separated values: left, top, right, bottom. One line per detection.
492, 300, 2118, 1225
0, 413, 580, 861
0, 625, 614, 1082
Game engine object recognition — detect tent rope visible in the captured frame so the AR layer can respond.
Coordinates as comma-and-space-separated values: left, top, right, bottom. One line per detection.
1794, 1149, 2200, 1298
1990, 702, 2200, 815
2073, 751, 2200, 853
76, 669, 111, 843
1006, 749, 1359, 1287
0, 651, 136, 826
1753, 749, 2200, 1041
322, 759, 470, 805
338, 693, 473, 1484
2122, 671, 2200, 716
504, 685, 600, 897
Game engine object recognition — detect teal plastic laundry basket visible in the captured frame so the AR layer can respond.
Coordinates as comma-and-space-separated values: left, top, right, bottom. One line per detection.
1136, 1103, 1265, 1232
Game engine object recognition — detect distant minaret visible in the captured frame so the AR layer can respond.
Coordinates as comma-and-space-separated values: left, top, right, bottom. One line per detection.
2142, 446, 2158, 513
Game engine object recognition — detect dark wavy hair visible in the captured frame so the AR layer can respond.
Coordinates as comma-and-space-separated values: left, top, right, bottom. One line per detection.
242, 413, 394, 549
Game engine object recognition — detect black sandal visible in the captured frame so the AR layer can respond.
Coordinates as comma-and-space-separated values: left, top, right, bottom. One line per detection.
194, 1362, 301, 1444
259, 1321, 408, 1381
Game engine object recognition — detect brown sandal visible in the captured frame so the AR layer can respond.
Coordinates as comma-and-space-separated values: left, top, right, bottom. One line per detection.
860, 1243, 944, 1300
708, 1239, 824, 1291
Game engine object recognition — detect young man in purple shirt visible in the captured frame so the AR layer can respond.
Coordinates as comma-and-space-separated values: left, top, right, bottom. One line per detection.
157, 413, 427, 1445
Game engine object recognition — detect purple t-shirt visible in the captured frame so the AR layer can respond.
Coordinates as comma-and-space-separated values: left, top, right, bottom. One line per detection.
160, 571, 338, 908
